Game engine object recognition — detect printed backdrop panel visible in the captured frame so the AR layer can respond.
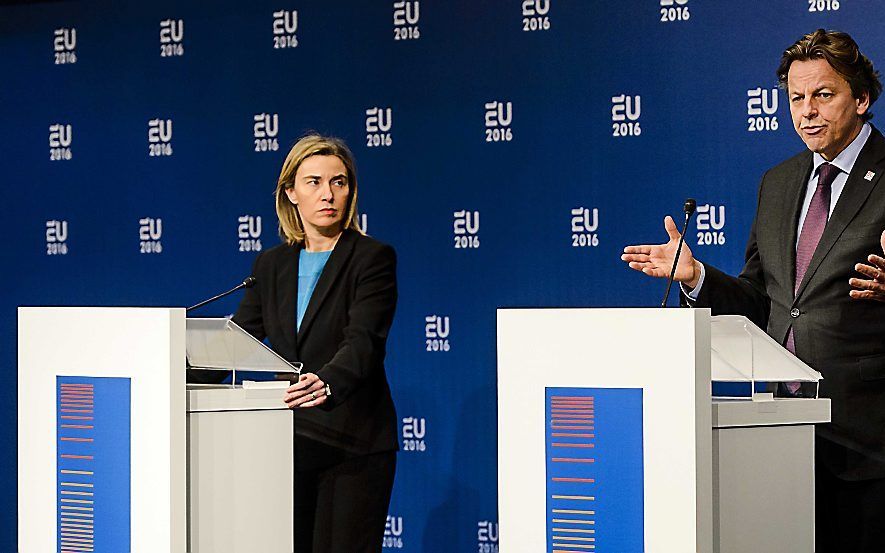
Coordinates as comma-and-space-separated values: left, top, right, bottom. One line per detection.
0, 1, 871, 550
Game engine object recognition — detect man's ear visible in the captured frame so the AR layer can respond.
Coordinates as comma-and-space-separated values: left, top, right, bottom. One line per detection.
857, 90, 871, 117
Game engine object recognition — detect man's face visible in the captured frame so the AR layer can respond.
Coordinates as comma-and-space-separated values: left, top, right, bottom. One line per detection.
788, 58, 870, 161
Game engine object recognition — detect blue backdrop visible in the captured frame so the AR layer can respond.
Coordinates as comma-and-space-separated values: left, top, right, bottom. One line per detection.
1, 0, 875, 550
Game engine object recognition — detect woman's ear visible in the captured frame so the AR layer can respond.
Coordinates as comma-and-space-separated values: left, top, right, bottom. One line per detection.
285, 186, 298, 205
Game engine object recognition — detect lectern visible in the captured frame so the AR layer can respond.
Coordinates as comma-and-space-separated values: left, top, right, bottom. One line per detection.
496, 308, 830, 553
18, 307, 298, 553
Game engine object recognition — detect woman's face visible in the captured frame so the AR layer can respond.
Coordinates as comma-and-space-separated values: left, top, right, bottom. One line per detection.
286, 155, 350, 237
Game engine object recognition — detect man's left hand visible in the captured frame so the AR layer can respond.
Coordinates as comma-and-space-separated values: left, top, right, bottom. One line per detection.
849, 230, 885, 301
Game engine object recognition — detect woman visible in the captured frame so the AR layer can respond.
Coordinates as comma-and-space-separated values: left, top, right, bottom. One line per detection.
233, 135, 398, 552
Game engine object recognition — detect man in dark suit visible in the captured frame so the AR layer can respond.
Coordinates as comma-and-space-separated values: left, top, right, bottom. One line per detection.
622, 29, 885, 551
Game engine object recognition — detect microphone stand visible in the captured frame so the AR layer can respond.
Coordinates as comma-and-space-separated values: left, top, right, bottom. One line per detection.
661, 199, 697, 308
187, 277, 256, 312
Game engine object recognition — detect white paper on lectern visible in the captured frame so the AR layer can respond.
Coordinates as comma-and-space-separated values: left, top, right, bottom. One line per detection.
242, 380, 289, 390
710, 315, 822, 383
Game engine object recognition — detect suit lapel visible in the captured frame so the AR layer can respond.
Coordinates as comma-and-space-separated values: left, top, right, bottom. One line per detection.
296, 229, 357, 343
782, 153, 813, 292
795, 128, 885, 300
276, 243, 300, 354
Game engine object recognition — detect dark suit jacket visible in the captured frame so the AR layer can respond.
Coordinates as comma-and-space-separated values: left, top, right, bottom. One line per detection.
695, 127, 885, 480
233, 229, 399, 470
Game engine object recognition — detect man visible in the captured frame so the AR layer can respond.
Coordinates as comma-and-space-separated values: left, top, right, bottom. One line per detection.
621, 29, 885, 552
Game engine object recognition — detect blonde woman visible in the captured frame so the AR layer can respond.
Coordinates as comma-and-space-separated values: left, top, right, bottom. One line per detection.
234, 135, 398, 552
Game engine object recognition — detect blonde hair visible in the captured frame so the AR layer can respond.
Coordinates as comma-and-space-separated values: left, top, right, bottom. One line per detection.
275, 134, 364, 245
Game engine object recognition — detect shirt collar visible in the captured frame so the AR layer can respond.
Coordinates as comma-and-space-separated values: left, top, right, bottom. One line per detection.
812, 122, 871, 177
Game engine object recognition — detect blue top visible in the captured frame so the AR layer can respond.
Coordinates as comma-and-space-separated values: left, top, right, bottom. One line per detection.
297, 249, 333, 330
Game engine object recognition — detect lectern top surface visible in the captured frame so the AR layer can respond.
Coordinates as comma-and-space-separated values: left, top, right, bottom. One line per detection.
711, 315, 821, 383
186, 318, 301, 374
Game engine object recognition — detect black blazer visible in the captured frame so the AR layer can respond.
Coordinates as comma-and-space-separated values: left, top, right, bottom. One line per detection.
233, 229, 399, 469
695, 127, 885, 480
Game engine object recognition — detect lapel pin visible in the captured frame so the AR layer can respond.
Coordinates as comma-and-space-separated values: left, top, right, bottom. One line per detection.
865, 170, 876, 181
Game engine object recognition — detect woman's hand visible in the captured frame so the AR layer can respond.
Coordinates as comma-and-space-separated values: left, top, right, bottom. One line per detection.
284, 373, 328, 409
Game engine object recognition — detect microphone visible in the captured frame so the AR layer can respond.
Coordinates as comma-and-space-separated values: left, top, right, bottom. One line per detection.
660, 199, 697, 308
187, 277, 256, 312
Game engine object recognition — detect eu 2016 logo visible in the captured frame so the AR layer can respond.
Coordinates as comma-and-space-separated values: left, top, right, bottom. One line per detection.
454, 210, 480, 249
571, 207, 599, 248
401, 417, 426, 452
148, 119, 173, 157
696, 204, 726, 246
425, 315, 450, 352
253, 113, 279, 152
809, 0, 839, 12
484, 101, 513, 142
477, 521, 499, 553
393, 2, 420, 40
46, 220, 68, 256
53, 28, 77, 64
139, 217, 163, 254
49, 124, 72, 161
272, 10, 298, 49
522, 0, 550, 31
366, 107, 393, 148
383, 515, 403, 549
159, 19, 184, 57
237, 215, 262, 252
612, 95, 641, 137
660, 0, 690, 22
747, 88, 779, 132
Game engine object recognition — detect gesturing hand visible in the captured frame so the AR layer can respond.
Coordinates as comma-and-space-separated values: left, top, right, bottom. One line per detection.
284, 372, 328, 409
849, 230, 885, 302
621, 216, 701, 288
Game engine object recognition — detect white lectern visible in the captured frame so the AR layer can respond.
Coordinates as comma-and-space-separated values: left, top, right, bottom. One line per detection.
18, 307, 297, 553
497, 308, 830, 553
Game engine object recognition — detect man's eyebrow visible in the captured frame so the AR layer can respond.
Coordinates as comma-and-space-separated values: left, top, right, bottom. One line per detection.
791, 85, 836, 95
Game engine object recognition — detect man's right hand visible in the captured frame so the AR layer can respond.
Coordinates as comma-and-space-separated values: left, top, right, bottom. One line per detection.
621, 215, 702, 289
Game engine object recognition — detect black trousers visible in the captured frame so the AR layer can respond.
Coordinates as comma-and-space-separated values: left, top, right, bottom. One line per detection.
816, 460, 885, 552
294, 450, 397, 553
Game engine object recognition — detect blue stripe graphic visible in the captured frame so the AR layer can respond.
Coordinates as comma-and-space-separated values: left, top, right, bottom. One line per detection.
57, 376, 131, 553
545, 387, 644, 552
